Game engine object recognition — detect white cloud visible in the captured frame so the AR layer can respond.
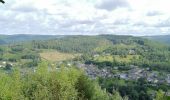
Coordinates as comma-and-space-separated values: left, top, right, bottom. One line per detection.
0, 0, 170, 35
95, 0, 129, 11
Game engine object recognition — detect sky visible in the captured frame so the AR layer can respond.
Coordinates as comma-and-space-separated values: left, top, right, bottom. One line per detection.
1, 0, 170, 36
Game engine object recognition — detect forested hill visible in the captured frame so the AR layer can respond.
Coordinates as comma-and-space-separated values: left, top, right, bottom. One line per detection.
144, 35, 170, 45
30, 35, 168, 53
1, 34, 170, 46
0, 34, 169, 72
28, 35, 170, 71
0, 34, 62, 44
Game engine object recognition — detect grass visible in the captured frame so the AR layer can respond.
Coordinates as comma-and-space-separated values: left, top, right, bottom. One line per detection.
2, 53, 21, 60
94, 55, 113, 62
40, 51, 75, 62
94, 55, 140, 63
113, 55, 140, 62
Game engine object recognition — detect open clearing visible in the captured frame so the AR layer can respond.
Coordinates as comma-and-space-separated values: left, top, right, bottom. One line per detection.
40, 51, 75, 62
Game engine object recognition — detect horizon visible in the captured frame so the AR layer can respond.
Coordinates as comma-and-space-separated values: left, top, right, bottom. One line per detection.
1, 0, 170, 36
0, 34, 170, 37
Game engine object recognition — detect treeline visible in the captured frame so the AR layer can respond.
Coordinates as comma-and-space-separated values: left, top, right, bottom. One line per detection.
0, 34, 57, 45
99, 35, 145, 45
31, 36, 112, 53
30, 35, 145, 53
0, 62, 125, 100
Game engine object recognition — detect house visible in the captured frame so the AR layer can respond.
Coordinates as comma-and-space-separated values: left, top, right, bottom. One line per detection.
165, 92, 170, 96
2, 61, 6, 64
166, 74, 170, 84
67, 63, 71, 66
129, 49, 135, 55
93, 54, 99, 58
113, 67, 118, 70
0, 65, 2, 68
119, 74, 128, 79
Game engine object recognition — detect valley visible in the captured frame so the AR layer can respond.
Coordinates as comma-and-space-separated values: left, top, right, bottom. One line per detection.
1, 0, 170, 99
0, 35, 170, 99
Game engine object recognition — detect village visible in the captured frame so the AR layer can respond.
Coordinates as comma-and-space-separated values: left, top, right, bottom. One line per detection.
76, 63, 170, 85
1, 59, 170, 86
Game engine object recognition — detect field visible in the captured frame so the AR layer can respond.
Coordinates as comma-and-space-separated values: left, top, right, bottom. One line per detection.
40, 51, 75, 62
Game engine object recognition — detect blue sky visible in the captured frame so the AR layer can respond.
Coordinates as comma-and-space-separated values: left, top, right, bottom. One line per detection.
0, 0, 170, 36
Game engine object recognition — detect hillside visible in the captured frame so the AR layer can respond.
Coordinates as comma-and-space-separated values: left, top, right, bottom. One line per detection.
144, 35, 170, 45
0, 34, 62, 44
1, 35, 169, 71
11, 35, 169, 72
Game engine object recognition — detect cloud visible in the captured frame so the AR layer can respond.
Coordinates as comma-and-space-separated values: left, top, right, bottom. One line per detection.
95, 0, 129, 11
146, 11, 162, 16
11, 4, 38, 13
113, 18, 130, 25
132, 21, 149, 27
155, 19, 170, 27
0, 0, 170, 36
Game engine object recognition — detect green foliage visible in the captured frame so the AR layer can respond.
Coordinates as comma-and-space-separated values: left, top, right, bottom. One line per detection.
0, 62, 120, 100
155, 90, 166, 100
145, 35, 170, 45
32, 36, 112, 53
98, 77, 170, 100
4, 63, 12, 70
0, 69, 23, 99
0, 35, 170, 100
76, 74, 110, 100
111, 91, 123, 100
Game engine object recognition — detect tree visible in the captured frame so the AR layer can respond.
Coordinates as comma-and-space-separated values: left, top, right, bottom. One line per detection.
155, 90, 166, 100
5, 63, 12, 70
111, 91, 123, 100
0, 0, 5, 4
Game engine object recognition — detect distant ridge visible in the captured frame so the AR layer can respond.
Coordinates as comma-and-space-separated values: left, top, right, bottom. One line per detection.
143, 35, 170, 45
0, 34, 63, 44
